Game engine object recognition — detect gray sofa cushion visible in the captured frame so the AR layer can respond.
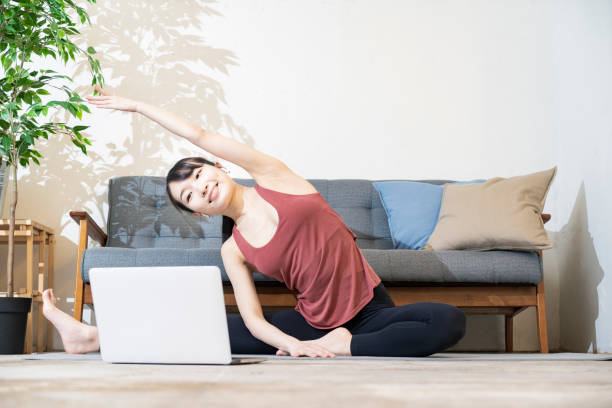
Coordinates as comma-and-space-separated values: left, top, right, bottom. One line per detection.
81, 247, 542, 285
360, 249, 542, 285
81, 247, 225, 283
106, 176, 224, 248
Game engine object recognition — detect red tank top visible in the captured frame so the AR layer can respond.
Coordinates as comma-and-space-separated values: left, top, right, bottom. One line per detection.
231, 184, 381, 329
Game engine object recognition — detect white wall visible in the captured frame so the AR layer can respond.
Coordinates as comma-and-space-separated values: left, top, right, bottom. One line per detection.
4, 0, 610, 352
549, 0, 612, 352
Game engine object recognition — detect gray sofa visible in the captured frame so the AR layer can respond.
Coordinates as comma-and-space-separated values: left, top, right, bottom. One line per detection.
71, 176, 550, 352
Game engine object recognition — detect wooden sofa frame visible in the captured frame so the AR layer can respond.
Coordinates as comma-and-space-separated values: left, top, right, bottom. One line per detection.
70, 211, 551, 353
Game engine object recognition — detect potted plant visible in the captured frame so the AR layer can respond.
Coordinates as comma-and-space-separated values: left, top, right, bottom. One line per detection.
0, 0, 103, 354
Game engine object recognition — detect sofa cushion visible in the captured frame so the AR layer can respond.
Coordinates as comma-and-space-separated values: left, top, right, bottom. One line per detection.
81, 247, 232, 283
372, 179, 485, 250
106, 176, 224, 248
81, 247, 542, 285
426, 167, 556, 251
361, 249, 542, 284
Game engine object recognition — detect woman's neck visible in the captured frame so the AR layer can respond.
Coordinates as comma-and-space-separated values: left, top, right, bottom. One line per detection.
224, 183, 255, 227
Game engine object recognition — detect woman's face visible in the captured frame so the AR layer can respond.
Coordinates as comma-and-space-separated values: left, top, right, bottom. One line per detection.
168, 163, 232, 216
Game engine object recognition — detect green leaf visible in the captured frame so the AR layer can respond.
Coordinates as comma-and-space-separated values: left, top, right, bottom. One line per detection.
73, 125, 89, 132
21, 119, 37, 130
87, 46, 96, 54
65, 103, 78, 117
36, 89, 50, 95
2, 55, 12, 71
71, 139, 87, 154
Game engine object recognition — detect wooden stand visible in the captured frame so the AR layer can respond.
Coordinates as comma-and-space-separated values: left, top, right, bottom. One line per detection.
0, 219, 55, 354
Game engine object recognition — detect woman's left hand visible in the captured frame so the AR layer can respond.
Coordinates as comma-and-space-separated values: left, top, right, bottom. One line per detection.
85, 84, 139, 112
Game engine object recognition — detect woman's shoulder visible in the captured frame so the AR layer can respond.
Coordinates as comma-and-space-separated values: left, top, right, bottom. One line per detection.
221, 235, 245, 261
252, 162, 318, 195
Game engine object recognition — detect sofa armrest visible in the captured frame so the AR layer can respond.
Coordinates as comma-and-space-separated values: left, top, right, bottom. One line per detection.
69, 211, 108, 246
542, 214, 551, 224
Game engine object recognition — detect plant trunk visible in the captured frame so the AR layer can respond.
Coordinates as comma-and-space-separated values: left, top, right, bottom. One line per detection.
6, 164, 17, 298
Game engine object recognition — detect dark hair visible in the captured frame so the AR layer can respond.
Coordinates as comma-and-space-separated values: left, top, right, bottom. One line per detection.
166, 156, 216, 214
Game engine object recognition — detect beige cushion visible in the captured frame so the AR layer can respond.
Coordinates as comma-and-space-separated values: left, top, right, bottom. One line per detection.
424, 167, 557, 251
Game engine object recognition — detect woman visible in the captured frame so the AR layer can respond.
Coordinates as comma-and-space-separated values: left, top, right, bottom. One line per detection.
42, 85, 466, 358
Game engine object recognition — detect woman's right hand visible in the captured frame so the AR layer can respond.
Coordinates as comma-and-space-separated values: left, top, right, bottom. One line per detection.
277, 339, 336, 358
85, 84, 139, 112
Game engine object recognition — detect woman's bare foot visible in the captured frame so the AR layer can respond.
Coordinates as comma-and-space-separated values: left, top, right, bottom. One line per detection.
306, 327, 353, 356
42, 289, 100, 354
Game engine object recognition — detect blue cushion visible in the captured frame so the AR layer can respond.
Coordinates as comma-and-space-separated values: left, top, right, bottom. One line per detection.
373, 179, 485, 250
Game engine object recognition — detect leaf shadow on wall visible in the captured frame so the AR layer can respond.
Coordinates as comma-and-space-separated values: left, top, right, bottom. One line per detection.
15, 0, 249, 324
554, 182, 603, 352
22, 0, 250, 230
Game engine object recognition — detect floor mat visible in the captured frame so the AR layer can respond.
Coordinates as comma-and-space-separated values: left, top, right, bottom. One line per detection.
23, 351, 612, 362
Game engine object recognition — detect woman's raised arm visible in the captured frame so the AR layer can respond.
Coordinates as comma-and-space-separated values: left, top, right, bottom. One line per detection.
85, 85, 285, 176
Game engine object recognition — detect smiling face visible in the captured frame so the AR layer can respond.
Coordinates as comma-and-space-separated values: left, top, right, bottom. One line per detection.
168, 162, 233, 216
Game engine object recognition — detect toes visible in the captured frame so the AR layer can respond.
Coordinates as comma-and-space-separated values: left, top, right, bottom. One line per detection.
42, 288, 57, 307
42, 289, 51, 302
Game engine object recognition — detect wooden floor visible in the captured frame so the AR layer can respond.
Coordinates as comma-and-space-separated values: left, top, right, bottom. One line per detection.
1, 355, 611, 407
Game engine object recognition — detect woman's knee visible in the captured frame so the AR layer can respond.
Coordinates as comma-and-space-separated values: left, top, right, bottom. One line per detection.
429, 303, 467, 348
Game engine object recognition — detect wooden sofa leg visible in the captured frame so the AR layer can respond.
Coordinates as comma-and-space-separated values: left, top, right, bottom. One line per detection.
536, 279, 549, 353
505, 315, 513, 352
74, 280, 84, 322
73, 219, 88, 322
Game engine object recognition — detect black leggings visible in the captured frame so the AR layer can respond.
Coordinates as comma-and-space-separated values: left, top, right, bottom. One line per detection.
227, 282, 467, 357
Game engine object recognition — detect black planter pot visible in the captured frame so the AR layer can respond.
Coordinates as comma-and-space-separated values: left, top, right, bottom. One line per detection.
0, 297, 32, 354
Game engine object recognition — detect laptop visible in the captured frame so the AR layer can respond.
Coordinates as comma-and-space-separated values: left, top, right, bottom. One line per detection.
88, 265, 265, 365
